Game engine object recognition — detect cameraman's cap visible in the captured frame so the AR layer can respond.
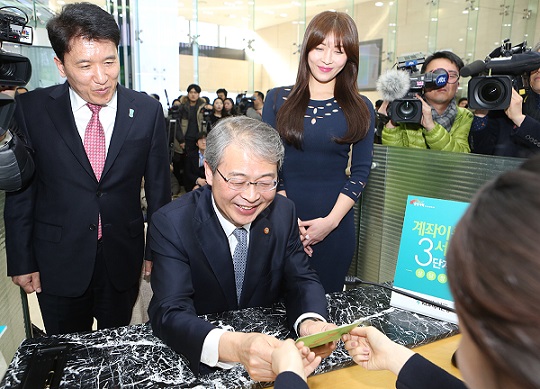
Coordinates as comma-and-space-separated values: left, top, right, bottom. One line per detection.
187, 84, 201, 94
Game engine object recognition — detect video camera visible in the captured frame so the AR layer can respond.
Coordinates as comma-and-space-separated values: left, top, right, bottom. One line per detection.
463, 40, 540, 110
0, 6, 34, 192
236, 93, 254, 115
379, 53, 449, 124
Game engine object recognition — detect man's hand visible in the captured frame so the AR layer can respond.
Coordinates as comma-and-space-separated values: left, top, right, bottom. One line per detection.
144, 260, 153, 277
298, 319, 338, 358
378, 101, 396, 128
12, 272, 41, 294
271, 339, 321, 381
219, 331, 282, 382
504, 89, 526, 127
416, 94, 436, 131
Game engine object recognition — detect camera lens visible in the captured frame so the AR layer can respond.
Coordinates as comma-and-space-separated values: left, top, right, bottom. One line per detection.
477, 79, 507, 106
396, 100, 418, 120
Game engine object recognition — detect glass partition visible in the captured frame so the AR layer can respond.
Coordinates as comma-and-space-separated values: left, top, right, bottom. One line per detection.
351, 146, 525, 283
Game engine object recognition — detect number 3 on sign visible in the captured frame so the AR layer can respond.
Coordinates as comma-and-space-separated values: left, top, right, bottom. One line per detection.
415, 237, 433, 267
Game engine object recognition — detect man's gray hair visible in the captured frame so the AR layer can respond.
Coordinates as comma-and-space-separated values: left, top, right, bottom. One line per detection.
205, 116, 284, 172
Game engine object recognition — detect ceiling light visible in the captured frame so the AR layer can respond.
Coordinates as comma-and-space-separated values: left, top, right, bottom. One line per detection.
375, 2, 383, 6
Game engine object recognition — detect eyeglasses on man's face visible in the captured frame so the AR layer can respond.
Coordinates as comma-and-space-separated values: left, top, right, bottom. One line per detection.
216, 168, 278, 192
446, 70, 460, 84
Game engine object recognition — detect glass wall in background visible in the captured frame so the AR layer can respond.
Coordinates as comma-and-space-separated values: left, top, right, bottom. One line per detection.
0, 0, 539, 107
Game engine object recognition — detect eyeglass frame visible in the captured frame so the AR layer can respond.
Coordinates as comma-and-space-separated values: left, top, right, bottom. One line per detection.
215, 168, 278, 192
446, 70, 460, 84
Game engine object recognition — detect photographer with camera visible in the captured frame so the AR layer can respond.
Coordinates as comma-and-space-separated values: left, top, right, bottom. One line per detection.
470, 42, 540, 158
379, 51, 472, 152
245, 91, 265, 121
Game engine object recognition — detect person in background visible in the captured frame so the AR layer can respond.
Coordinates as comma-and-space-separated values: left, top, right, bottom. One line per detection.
457, 97, 468, 108
246, 91, 265, 121
183, 131, 208, 191
148, 116, 335, 380
263, 11, 374, 293
208, 97, 229, 128
216, 88, 228, 101
224, 97, 237, 116
469, 42, 540, 158
341, 156, 540, 389
178, 83, 207, 154
4, 2, 171, 335
380, 51, 472, 152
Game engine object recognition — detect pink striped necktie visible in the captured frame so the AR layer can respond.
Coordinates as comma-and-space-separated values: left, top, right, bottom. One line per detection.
84, 103, 106, 238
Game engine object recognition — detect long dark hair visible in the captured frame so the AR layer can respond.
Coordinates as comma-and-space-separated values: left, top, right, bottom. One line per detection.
447, 157, 540, 389
276, 11, 370, 149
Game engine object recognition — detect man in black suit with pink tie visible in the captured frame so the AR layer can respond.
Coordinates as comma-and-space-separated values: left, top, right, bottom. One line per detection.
4, 2, 170, 335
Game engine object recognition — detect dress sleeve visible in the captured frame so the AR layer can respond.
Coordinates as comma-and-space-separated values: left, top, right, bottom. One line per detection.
396, 353, 466, 389
342, 96, 374, 202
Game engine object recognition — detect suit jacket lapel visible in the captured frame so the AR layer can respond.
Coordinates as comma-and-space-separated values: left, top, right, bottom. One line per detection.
47, 82, 95, 180
195, 189, 238, 309
102, 84, 136, 180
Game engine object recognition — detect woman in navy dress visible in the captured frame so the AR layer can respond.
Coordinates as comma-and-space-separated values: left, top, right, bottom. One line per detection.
263, 11, 374, 293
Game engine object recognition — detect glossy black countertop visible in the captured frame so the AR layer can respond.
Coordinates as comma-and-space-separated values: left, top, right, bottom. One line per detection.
1, 285, 459, 388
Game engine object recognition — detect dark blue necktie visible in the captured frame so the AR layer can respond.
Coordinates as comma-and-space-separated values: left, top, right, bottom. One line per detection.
232, 228, 248, 304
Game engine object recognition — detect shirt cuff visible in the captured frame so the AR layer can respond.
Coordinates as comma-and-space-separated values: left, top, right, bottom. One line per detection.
201, 328, 238, 369
294, 312, 327, 335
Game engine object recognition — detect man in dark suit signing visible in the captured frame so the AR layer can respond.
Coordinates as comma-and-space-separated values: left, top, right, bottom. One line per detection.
148, 116, 335, 382
4, 3, 171, 335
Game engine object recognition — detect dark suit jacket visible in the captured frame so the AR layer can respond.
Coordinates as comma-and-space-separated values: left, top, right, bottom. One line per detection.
397, 354, 466, 389
148, 186, 328, 374
183, 150, 205, 190
274, 371, 308, 389
4, 82, 171, 297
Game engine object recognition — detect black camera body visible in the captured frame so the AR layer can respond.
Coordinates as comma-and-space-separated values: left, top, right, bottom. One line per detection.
0, 7, 35, 191
389, 54, 449, 124
466, 40, 539, 110
236, 93, 254, 115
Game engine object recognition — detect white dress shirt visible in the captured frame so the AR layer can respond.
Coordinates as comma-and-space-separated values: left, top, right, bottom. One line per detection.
69, 87, 117, 153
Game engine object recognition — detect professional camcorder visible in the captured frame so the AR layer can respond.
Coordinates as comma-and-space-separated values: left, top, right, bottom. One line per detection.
463, 40, 540, 110
376, 53, 449, 124
0, 6, 34, 192
236, 93, 254, 115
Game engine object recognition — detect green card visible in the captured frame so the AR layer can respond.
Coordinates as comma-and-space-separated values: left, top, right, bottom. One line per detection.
296, 320, 365, 348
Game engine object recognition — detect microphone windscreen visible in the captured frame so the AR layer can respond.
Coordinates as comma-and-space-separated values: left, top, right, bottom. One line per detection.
460, 60, 487, 77
376, 69, 410, 101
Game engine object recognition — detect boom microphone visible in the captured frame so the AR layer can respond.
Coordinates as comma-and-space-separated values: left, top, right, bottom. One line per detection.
376, 69, 410, 101
344, 276, 456, 313
460, 60, 487, 77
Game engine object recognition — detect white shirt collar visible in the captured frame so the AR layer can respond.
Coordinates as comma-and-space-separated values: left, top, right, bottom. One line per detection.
211, 193, 251, 237
69, 86, 118, 113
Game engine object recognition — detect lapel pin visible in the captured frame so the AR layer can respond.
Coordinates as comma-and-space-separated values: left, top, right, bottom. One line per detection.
129, 109, 134, 118
264, 227, 270, 235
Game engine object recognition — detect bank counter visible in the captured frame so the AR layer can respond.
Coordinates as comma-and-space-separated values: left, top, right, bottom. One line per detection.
1, 284, 458, 388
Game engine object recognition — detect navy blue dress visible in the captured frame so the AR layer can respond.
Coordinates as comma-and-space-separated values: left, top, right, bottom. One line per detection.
263, 87, 374, 293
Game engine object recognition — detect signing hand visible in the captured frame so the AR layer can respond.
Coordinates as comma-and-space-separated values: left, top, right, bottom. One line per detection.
12, 272, 42, 294
342, 326, 414, 376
